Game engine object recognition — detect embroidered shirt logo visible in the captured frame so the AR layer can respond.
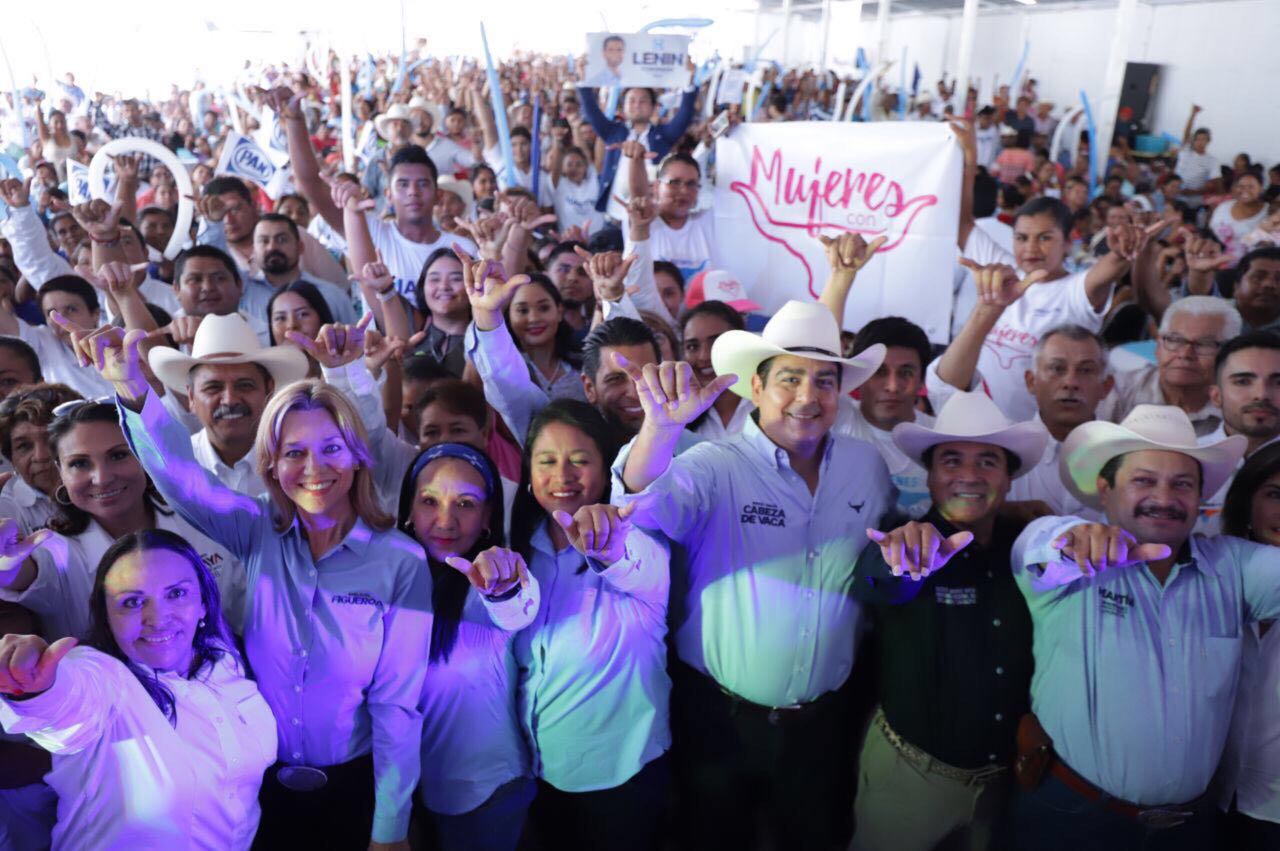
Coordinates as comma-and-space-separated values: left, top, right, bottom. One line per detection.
741, 501, 787, 527
332, 592, 384, 609
935, 586, 978, 606
1099, 587, 1134, 618
849, 500, 867, 513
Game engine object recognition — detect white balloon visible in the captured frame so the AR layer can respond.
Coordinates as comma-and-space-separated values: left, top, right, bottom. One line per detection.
87, 138, 194, 261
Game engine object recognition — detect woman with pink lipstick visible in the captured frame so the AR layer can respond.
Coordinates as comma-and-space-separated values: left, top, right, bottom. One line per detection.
504, 274, 587, 402
0, 529, 276, 851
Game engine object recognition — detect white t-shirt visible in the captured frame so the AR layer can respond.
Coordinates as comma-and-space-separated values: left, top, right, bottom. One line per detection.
975, 124, 1001, 170
482, 145, 554, 207
975, 217, 1014, 256
1210, 200, 1268, 265
427, 135, 478, 177
1175, 149, 1219, 192
365, 214, 477, 301
553, 176, 607, 236
833, 398, 933, 519
631, 211, 718, 282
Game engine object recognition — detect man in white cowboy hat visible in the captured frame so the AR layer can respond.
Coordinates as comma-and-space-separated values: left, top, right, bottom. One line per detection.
1005, 404, 1280, 850
433, 177, 474, 233
849, 390, 1046, 851
149, 312, 307, 497
613, 299, 894, 850
373, 103, 413, 147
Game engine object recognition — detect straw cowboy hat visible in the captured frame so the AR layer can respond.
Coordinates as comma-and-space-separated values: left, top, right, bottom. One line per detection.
893, 390, 1048, 479
150, 313, 309, 394
374, 103, 414, 141
1060, 404, 1247, 510
710, 300, 884, 399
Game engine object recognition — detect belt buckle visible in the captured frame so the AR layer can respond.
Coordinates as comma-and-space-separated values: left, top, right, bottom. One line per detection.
1136, 807, 1192, 830
276, 765, 328, 792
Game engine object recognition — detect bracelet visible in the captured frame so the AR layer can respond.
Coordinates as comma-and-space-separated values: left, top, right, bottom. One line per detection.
89, 230, 121, 244
376, 289, 399, 304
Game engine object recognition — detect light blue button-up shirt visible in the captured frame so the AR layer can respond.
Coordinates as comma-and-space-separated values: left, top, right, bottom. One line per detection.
119, 391, 432, 842
515, 521, 670, 793
612, 415, 895, 708
1013, 515, 1280, 805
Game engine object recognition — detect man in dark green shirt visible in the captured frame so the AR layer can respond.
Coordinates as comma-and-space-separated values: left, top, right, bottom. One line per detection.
850, 390, 1047, 851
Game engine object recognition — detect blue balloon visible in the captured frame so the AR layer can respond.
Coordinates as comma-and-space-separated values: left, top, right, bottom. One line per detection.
639, 17, 714, 33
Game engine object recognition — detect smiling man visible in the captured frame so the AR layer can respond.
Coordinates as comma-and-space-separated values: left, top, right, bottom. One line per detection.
614, 299, 894, 850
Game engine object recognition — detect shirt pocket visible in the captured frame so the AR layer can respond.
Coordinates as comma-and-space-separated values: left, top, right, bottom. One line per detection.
234, 692, 280, 769
1197, 636, 1242, 702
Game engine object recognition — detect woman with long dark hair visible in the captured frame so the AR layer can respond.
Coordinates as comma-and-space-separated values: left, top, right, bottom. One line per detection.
504, 274, 585, 402
268, 281, 336, 378
508, 399, 671, 851
1217, 442, 1280, 850
79, 324, 431, 851
0, 400, 242, 639
396, 442, 539, 851
0, 529, 276, 850
410, 247, 473, 378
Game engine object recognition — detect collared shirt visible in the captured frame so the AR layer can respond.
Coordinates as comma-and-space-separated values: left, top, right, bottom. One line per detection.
1218, 622, 1280, 823
1008, 415, 1106, 522
1195, 425, 1280, 536
1096, 362, 1222, 437
0, 509, 244, 640
119, 391, 432, 843
240, 273, 357, 330
191, 429, 265, 499
834, 398, 932, 519
0, 474, 54, 535
14, 323, 116, 401
420, 574, 541, 815
0, 647, 276, 851
409, 323, 466, 379
1012, 515, 1280, 805
853, 508, 1033, 768
465, 320, 554, 446
515, 522, 670, 792
691, 395, 755, 442
612, 415, 896, 707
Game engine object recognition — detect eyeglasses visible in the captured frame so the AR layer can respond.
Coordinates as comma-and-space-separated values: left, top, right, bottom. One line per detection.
1159, 333, 1222, 356
660, 178, 700, 191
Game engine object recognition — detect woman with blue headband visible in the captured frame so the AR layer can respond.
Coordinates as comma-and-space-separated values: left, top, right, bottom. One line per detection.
397, 442, 540, 851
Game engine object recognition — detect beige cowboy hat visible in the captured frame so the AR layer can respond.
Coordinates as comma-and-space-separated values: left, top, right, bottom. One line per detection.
1060, 404, 1247, 509
436, 176, 474, 209
374, 103, 414, 141
710, 300, 884, 399
893, 390, 1048, 479
150, 313, 309, 394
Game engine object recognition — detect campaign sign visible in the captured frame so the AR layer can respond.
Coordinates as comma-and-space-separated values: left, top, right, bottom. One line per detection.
216, 133, 291, 198
582, 32, 691, 89
66, 159, 94, 204
713, 122, 962, 343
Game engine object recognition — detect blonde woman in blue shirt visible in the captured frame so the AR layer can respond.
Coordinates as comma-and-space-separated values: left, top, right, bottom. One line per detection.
72, 323, 431, 851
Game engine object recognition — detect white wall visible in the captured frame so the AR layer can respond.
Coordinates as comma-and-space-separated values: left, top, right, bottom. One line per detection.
753, 0, 1280, 167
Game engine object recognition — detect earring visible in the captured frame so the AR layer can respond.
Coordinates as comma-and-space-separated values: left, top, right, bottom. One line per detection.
197, 618, 206, 629
54, 485, 73, 506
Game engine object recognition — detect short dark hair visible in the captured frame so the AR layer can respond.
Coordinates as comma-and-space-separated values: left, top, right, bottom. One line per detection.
604, 35, 625, 48
413, 379, 488, 431
257, 211, 301, 241
1099, 452, 1203, 493
203, 176, 254, 205
1014, 196, 1073, 238
622, 86, 656, 106
658, 152, 701, 179
138, 205, 175, 226
973, 170, 999, 218
546, 240, 587, 268
0, 337, 42, 385
854, 316, 932, 372
1214, 331, 1280, 381
403, 353, 455, 384
922, 444, 1021, 476
389, 144, 439, 183
39, 274, 100, 315
1222, 442, 1280, 539
582, 317, 658, 379
1237, 247, 1280, 283
754, 355, 843, 388
174, 245, 240, 287
510, 126, 532, 143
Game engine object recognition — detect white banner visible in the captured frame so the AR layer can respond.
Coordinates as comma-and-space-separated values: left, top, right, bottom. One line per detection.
582, 32, 691, 89
215, 133, 291, 199
713, 123, 962, 343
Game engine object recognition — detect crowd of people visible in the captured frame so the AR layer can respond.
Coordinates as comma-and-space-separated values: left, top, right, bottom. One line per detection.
0, 39, 1278, 851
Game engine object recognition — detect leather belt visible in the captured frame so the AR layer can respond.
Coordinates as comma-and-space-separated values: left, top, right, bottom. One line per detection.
876, 711, 1007, 787
1050, 759, 1202, 829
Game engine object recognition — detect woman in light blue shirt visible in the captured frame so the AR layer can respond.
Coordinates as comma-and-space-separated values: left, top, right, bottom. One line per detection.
395, 443, 539, 851
509, 400, 671, 851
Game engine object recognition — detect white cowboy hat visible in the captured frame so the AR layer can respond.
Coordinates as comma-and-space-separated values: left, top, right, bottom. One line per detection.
710, 300, 885, 399
892, 390, 1048, 479
1060, 404, 1247, 509
436, 176, 474, 209
150, 313, 309, 394
374, 103, 414, 141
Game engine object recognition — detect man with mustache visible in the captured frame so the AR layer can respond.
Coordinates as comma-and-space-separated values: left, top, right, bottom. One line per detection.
1195, 332, 1280, 534
243, 214, 356, 325
1006, 405, 1280, 849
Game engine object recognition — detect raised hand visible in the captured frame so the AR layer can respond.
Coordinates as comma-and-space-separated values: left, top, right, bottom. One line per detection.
286, 312, 374, 369
193, 190, 227, 224
958, 260, 1049, 308
949, 119, 977, 165
456, 246, 529, 327
350, 260, 396, 297
1106, 220, 1164, 262
55, 318, 149, 392
552, 502, 637, 566
1051, 523, 1172, 576
160, 315, 204, 349
0, 518, 55, 586
331, 179, 375, 214
454, 214, 514, 262
113, 154, 140, 185
574, 246, 637, 302
0, 634, 78, 697
1184, 236, 1228, 273
269, 85, 303, 120
866, 521, 974, 581
819, 232, 888, 280
444, 546, 530, 597
610, 140, 656, 161
613, 353, 738, 431
71, 198, 123, 242
0, 177, 32, 208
